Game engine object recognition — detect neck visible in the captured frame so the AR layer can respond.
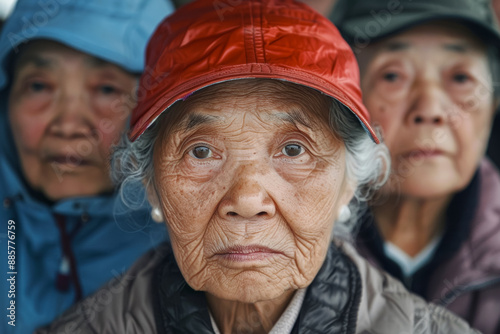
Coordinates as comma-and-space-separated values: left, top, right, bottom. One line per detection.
372, 194, 452, 257
206, 290, 295, 334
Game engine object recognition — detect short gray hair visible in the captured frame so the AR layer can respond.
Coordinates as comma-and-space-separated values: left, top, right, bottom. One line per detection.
111, 87, 390, 239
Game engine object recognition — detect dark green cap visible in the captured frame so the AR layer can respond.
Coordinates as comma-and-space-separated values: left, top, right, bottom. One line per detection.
331, 0, 500, 54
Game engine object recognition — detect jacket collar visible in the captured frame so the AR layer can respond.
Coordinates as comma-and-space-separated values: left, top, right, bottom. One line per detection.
153, 242, 362, 334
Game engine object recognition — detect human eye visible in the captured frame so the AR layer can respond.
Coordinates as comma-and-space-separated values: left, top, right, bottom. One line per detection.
382, 71, 400, 82
371, 63, 411, 97
447, 67, 479, 94
452, 72, 472, 84
273, 139, 315, 179
281, 143, 305, 157
97, 84, 120, 95
21, 78, 52, 94
375, 61, 409, 86
188, 145, 213, 159
380, 67, 408, 84
28, 81, 49, 92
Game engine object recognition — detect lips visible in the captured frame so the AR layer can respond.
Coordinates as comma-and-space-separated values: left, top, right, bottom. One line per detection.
214, 245, 283, 262
46, 154, 92, 167
400, 149, 445, 159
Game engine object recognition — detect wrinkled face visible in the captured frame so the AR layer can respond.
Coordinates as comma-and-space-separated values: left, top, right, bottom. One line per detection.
358, 23, 496, 198
9, 40, 137, 200
152, 80, 353, 303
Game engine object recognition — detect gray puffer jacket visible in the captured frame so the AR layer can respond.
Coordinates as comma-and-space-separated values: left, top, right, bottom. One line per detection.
36, 241, 479, 334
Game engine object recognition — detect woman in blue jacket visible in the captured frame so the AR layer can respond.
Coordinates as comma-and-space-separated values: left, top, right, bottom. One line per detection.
0, 0, 173, 332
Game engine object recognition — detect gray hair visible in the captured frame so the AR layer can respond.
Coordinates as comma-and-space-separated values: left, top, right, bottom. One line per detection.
328, 100, 390, 239
111, 92, 390, 239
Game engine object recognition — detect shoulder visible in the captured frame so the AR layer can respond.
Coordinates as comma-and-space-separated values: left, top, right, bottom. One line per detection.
336, 240, 480, 334
465, 158, 500, 271
478, 158, 500, 208
35, 243, 170, 334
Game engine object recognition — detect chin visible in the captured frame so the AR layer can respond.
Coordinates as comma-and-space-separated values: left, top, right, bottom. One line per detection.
42, 178, 113, 201
398, 177, 465, 199
206, 273, 292, 304
389, 162, 471, 199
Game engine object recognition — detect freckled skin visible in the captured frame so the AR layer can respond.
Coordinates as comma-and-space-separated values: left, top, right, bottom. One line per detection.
151, 80, 354, 332
358, 22, 496, 198
8, 40, 137, 200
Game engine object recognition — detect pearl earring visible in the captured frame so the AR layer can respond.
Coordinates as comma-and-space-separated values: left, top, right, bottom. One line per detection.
151, 207, 163, 223
338, 205, 351, 222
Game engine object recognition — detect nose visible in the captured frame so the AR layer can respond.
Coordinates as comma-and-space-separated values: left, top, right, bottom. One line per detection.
408, 83, 448, 126
218, 164, 276, 220
48, 89, 93, 139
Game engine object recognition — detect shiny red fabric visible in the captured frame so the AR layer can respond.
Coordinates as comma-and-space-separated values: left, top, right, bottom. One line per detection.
129, 0, 379, 143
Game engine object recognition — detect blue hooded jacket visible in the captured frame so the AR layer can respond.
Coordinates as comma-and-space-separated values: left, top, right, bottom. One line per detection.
0, 0, 173, 332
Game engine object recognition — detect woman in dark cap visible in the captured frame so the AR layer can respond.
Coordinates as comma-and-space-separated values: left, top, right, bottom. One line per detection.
332, 0, 500, 332
39, 0, 479, 333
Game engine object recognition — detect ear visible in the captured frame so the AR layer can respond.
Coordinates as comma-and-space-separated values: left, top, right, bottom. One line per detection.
340, 178, 356, 208
144, 179, 164, 223
144, 179, 160, 208
335, 177, 355, 219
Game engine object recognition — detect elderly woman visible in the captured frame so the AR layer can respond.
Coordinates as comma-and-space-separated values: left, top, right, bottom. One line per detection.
332, 0, 500, 333
38, 0, 479, 333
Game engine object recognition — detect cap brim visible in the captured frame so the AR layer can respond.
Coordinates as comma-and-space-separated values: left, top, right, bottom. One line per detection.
0, 13, 144, 90
128, 64, 380, 144
342, 12, 500, 49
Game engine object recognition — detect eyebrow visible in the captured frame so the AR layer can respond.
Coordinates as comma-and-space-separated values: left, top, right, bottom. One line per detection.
382, 41, 472, 54
270, 110, 313, 129
442, 43, 470, 53
17, 53, 116, 71
184, 113, 221, 130
382, 42, 410, 52
180, 109, 313, 132
85, 56, 116, 68
16, 54, 55, 69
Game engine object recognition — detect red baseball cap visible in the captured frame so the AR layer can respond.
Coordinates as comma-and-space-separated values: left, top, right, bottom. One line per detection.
129, 0, 379, 143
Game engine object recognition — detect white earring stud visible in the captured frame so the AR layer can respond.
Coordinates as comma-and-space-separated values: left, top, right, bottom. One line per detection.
338, 205, 351, 222
151, 207, 164, 223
